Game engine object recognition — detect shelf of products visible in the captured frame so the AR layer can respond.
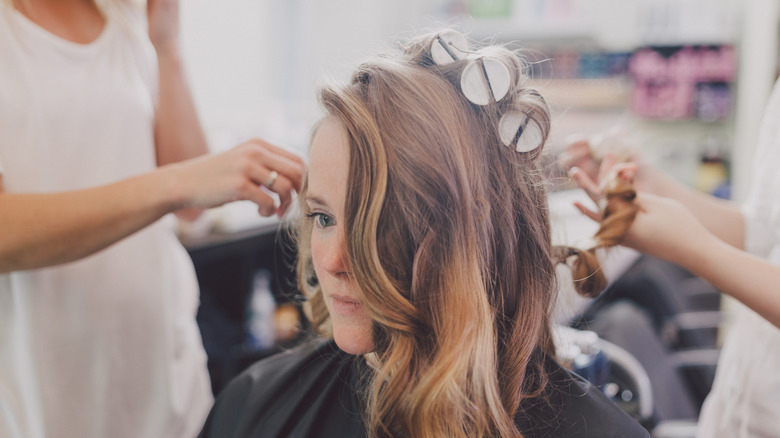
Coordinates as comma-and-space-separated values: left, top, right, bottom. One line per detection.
528, 77, 631, 110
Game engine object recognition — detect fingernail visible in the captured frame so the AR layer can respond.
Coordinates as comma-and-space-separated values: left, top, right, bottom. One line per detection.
568, 167, 580, 177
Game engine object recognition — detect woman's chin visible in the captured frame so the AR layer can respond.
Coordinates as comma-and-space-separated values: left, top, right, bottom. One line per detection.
333, 327, 373, 355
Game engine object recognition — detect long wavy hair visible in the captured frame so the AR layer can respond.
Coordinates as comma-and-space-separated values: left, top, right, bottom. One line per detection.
296, 31, 607, 438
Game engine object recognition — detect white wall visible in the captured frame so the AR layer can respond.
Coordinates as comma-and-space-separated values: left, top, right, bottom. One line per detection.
732, 0, 780, 201
181, 0, 447, 156
180, 1, 271, 147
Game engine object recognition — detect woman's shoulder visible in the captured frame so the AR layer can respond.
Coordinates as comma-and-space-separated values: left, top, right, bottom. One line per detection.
516, 353, 651, 438
198, 338, 366, 438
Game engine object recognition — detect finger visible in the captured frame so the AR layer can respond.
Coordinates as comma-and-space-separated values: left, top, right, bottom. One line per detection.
247, 137, 306, 170
569, 167, 602, 203
266, 174, 294, 213
597, 153, 617, 190
241, 153, 293, 189
245, 140, 306, 192
574, 201, 603, 222
564, 135, 590, 154
242, 162, 297, 217
250, 138, 306, 165
275, 196, 294, 217
614, 162, 638, 183
242, 186, 277, 216
558, 142, 587, 167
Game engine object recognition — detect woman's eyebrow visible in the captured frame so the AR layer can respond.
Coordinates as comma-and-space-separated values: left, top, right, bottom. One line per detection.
304, 194, 329, 208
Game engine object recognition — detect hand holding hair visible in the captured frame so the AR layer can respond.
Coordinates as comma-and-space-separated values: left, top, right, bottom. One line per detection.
163, 138, 305, 217
568, 160, 780, 330
557, 164, 640, 297
558, 127, 642, 186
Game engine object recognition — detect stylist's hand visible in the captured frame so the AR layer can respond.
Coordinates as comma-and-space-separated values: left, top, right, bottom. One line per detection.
147, 0, 180, 53
167, 139, 305, 217
569, 154, 638, 222
622, 193, 714, 267
558, 136, 602, 183
563, 133, 661, 202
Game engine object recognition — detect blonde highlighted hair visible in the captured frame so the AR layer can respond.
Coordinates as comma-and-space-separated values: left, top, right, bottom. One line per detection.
296, 30, 612, 438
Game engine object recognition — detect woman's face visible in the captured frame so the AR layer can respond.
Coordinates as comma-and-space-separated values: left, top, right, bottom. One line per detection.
306, 118, 374, 355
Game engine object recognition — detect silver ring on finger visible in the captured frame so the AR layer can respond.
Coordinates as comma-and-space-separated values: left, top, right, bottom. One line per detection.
264, 170, 279, 189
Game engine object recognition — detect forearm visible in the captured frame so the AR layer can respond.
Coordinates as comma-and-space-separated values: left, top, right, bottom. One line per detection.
630, 193, 780, 327
0, 138, 303, 272
0, 170, 182, 273
681, 234, 780, 328
639, 164, 745, 248
154, 48, 209, 166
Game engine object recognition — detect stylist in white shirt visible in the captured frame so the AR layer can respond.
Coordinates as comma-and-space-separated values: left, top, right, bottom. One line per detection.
0, 1, 304, 437
568, 78, 780, 437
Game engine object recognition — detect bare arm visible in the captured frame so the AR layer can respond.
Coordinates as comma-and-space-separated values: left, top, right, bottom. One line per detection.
146, 0, 209, 220
147, 0, 208, 167
0, 140, 305, 274
570, 159, 746, 249
0, 172, 177, 273
635, 164, 745, 249
690, 237, 780, 327
624, 193, 780, 328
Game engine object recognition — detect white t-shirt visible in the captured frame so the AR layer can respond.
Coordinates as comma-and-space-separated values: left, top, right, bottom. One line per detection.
696, 79, 780, 437
0, 4, 212, 438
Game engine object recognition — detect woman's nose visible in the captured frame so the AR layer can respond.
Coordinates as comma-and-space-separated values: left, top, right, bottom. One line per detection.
321, 229, 350, 278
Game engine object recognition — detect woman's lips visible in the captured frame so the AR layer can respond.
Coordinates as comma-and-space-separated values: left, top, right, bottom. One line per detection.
330, 294, 362, 315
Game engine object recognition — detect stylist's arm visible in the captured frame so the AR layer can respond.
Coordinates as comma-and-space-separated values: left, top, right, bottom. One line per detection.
0, 0, 304, 274
571, 165, 780, 330
622, 193, 780, 330
0, 140, 303, 275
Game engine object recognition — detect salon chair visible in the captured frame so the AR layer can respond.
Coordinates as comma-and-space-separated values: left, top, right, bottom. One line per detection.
572, 254, 724, 412
548, 189, 722, 431
554, 325, 701, 438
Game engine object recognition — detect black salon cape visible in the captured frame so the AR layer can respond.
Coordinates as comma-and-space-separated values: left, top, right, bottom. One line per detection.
199, 339, 650, 438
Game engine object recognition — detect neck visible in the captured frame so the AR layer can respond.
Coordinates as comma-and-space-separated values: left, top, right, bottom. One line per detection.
14, 0, 106, 44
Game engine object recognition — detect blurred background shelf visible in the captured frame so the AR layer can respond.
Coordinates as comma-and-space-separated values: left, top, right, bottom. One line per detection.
529, 78, 632, 110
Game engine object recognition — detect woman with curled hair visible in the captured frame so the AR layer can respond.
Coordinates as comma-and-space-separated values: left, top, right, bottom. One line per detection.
199, 30, 648, 438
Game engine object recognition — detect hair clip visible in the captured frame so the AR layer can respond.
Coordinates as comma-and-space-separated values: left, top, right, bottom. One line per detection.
498, 111, 543, 153
430, 31, 511, 106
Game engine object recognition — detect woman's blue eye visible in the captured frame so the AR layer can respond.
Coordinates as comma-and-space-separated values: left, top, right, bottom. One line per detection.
307, 212, 335, 228
316, 214, 333, 228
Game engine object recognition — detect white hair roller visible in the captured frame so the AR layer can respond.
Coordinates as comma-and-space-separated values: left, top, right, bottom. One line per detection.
430, 30, 469, 65
499, 111, 543, 153
430, 30, 543, 154
460, 57, 510, 106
